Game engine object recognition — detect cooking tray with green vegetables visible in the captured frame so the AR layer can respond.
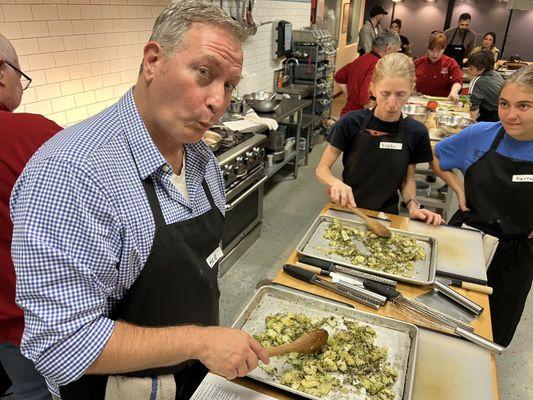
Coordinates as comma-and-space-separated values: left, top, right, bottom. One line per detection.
296, 215, 437, 286
232, 285, 418, 400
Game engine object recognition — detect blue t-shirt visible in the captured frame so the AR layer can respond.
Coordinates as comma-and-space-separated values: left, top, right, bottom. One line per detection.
435, 121, 533, 175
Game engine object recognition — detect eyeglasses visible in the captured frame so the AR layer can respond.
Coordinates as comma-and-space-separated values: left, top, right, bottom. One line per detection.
2, 60, 32, 90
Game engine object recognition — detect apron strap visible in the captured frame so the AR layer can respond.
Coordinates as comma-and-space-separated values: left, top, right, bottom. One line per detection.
489, 128, 506, 151
201, 179, 217, 211
142, 176, 166, 229
450, 28, 458, 43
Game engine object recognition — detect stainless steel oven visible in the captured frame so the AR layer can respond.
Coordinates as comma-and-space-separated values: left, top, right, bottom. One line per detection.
213, 130, 267, 276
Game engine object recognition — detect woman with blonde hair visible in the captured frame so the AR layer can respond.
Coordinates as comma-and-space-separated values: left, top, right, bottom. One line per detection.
432, 65, 533, 345
317, 53, 442, 224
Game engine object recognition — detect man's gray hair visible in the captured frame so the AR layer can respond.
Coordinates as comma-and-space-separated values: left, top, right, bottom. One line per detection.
0, 34, 18, 66
372, 29, 401, 52
150, 0, 248, 57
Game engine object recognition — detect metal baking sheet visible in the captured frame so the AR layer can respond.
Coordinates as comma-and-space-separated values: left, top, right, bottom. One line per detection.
232, 285, 418, 400
296, 215, 437, 286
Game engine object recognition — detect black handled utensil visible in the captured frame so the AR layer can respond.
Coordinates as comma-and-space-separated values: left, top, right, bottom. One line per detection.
299, 256, 397, 287
283, 264, 383, 309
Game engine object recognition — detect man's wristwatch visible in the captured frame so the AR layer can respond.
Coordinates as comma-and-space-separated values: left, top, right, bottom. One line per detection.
406, 198, 421, 210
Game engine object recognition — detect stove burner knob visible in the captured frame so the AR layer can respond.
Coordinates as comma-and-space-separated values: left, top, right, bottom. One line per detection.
245, 150, 258, 165
234, 157, 247, 177
222, 164, 236, 185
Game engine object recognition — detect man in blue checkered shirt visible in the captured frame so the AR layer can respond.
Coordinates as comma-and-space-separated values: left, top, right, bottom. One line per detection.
10, 1, 269, 399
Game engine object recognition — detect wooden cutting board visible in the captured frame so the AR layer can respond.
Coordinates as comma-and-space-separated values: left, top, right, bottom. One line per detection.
406, 220, 487, 284
413, 329, 494, 400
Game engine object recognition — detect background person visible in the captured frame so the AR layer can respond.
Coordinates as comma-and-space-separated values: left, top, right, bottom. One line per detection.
319, 53, 442, 225
335, 30, 401, 116
467, 50, 504, 122
0, 33, 61, 400
470, 32, 500, 62
358, 5, 388, 55
415, 32, 463, 102
444, 13, 476, 67
10, 2, 268, 399
390, 19, 411, 57
431, 65, 533, 346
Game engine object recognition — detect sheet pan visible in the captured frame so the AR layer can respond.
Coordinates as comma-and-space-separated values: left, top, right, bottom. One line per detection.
232, 285, 419, 400
296, 215, 437, 286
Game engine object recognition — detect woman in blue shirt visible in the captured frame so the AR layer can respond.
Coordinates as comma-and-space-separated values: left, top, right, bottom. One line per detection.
432, 65, 533, 346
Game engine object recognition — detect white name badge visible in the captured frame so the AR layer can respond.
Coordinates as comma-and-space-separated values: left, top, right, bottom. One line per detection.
206, 246, 224, 268
512, 175, 533, 183
380, 142, 403, 151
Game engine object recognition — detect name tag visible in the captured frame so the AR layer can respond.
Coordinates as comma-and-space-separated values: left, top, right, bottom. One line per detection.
380, 142, 403, 151
512, 175, 533, 183
206, 246, 224, 268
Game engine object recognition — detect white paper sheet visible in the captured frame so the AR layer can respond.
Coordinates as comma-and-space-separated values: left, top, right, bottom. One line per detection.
191, 373, 277, 400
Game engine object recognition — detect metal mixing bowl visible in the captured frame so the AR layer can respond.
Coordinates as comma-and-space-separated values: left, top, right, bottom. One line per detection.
402, 104, 431, 124
435, 115, 476, 137
243, 92, 282, 113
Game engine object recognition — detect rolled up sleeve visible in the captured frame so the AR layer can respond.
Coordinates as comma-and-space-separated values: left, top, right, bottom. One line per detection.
11, 158, 121, 386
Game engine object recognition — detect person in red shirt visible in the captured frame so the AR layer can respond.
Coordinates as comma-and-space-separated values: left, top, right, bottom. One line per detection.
0, 34, 62, 399
335, 30, 401, 116
415, 32, 463, 102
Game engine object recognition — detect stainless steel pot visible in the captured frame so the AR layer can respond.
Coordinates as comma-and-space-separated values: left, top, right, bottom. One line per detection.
266, 129, 285, 152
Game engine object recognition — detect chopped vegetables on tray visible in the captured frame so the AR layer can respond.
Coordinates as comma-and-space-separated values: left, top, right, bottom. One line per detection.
255, 312, 399, 400
321, 219, 426, 277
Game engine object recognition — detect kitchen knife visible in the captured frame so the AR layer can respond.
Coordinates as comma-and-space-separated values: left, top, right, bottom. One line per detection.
283, 264, 382, 309
299, 256, 397, 287
436, 278, 493, 295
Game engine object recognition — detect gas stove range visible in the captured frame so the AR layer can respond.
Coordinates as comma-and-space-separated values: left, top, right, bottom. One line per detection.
213, 130, 267, 199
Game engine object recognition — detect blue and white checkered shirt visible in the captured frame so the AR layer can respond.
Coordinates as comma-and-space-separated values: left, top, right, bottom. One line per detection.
10, 89, 225, 396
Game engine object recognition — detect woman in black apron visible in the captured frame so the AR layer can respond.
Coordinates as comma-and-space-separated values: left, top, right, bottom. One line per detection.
317, 53, 442, 225
432, 65, 533, 346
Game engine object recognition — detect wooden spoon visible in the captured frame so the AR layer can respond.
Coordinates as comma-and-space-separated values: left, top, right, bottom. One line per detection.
266, 329, 329, 358
345, 205, 391, 238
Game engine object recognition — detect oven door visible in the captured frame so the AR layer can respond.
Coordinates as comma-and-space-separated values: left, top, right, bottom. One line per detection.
221, 167, 268, 269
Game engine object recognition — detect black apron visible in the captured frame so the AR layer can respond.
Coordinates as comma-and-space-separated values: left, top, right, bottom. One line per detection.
342, 110, 410, 214
444, 28, 467, 67
449, 129, 533, 346
59, 177, 225, 399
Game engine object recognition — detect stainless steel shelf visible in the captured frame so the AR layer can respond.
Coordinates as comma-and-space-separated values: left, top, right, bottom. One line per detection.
265, 151, 296, 178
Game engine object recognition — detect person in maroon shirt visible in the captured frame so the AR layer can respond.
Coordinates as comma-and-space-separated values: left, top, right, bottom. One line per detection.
335, 30, 401, 116
0, 34, 61, 400
415, 32, 463, 102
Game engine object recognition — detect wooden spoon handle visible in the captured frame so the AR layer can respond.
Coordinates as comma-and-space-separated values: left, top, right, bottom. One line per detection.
348, 206, 373, 224
266, 343, 293, 357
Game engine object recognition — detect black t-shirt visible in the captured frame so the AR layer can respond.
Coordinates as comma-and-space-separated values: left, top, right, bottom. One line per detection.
327, 109, 433, 166
400, 35, 409, 54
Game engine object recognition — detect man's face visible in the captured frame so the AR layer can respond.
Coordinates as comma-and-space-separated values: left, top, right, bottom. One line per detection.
140, 23, 243, 145
458, 19, 470, 31
376, 14, 383, 25
0, 60, 23, 111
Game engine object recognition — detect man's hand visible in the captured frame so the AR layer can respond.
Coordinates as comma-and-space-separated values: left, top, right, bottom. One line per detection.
196, 327, 269, 380
409, 207, 443, 226
528, 230, 533, 240
328, 184, 356, 208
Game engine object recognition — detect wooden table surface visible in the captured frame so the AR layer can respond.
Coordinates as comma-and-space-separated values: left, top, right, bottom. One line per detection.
234, 204, 499, 399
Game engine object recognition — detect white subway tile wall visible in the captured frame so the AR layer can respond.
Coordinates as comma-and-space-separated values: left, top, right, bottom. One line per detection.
1, 0, 311, 126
